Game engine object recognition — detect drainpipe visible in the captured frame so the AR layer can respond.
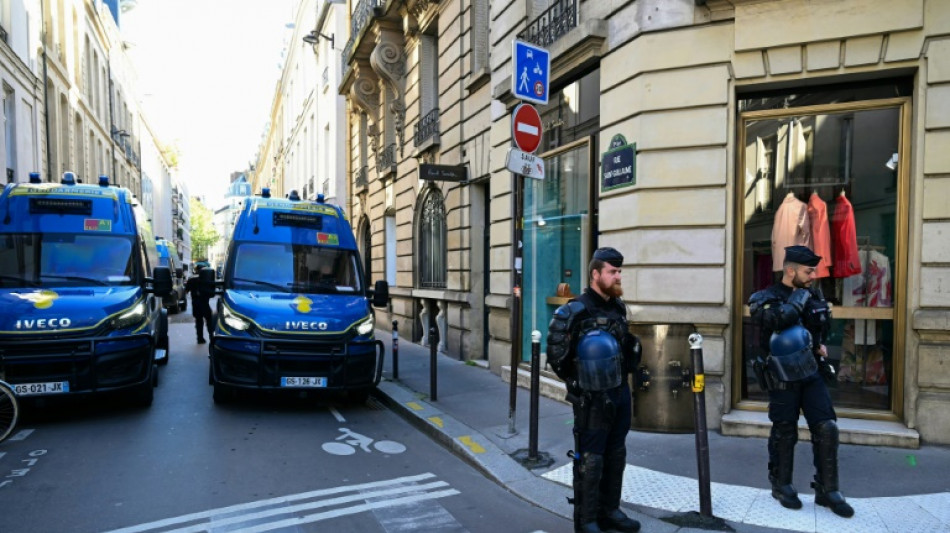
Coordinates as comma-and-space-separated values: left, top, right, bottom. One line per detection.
40, 0, 51, 181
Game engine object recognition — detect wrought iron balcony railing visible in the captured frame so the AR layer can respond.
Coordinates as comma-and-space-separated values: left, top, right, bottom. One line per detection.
376, 143, 397, 174
517, 0, 577, 48
342, 0, 382, 63
355, 166, 369, 191
414, 108, 440, 147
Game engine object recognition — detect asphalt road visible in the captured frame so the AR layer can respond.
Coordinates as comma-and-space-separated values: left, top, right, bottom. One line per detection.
0, 309, 571, 533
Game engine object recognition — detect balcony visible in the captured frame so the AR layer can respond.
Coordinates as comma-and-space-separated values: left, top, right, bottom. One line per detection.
355, 166, 369, 191
342, 0, 383, 67
414, 108, 440, 148
375, 143, 397, 175
517, 0, 577, 48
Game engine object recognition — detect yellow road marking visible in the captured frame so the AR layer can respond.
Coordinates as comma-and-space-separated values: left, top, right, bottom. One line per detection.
407, 402, 424, 411
428, 416, 444, 428
458, 436, 486, 454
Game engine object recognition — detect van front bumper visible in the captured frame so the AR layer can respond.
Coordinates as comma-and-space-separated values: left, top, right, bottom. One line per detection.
211, 335, 385, 391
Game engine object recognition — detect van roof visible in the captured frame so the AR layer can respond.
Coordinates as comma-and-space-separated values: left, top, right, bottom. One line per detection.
232, 196, 355, 249
0, 182, 137, 235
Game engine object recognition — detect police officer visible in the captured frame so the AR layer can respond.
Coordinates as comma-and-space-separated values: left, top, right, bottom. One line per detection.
749, 245, 854, 518
547, 247, 641, 533
186, 261, 214, 344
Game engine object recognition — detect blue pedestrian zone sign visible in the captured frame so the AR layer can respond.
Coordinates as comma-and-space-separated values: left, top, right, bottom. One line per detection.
601, 134, 636, 192
512, 40, 550, 105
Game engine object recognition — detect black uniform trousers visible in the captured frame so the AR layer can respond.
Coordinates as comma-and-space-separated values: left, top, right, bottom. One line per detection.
192, 298, 214, 341
575, 382, 632, 455
767, 372, 835, 470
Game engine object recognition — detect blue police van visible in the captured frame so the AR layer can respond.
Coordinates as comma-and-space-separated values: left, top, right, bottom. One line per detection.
155, 237, 187, 313
0, 173, 173, 407
209, 190, 388, 404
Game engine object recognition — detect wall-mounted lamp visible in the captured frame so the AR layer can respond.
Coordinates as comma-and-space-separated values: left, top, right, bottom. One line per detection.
111, 128, 130, 139
303, 30, 334, 53
885, 152, 898, 171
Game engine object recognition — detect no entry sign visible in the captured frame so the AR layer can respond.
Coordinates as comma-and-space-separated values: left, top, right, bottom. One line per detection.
511, 103, 543, 154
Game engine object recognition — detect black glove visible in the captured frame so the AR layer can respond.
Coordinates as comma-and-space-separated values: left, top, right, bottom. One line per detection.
787, 288, 812, 313
818, 357, 836, 384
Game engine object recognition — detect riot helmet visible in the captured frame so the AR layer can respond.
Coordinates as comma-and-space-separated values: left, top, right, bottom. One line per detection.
768, 324, 818, 381
574, 329, 623, 391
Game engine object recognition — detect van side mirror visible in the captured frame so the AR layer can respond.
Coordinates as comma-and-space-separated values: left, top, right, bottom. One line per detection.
371, 280, 389, 308
149, 266, 174, 297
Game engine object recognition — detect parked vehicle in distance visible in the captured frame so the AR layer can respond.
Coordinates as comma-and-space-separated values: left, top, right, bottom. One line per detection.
0, 173, 173, 406
155, 237, 187, 313
209, 189, 389, 404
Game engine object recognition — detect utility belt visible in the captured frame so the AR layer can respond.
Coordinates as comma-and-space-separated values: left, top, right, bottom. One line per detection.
753, 350, 818, 392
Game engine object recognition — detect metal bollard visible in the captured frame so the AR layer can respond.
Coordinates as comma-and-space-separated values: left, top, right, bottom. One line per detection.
392, 320, 399, 380
529, 330, 541, 459
689, 333, 712, 517
429, 326, 438, 402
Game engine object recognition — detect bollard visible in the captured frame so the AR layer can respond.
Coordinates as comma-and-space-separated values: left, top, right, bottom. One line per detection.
429, 326, 438, 402
392, 320, 399, 380
689, 333, 712, 517
529, 330, 541, 460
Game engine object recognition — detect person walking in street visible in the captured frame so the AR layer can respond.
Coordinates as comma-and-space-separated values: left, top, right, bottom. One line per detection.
186, 261, 214, 344
546, 247, 642, 533
749, 245, 854, 518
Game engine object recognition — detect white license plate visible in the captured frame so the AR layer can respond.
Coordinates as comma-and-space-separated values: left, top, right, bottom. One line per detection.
14, 381, 70, 396
280, 376, 327, 388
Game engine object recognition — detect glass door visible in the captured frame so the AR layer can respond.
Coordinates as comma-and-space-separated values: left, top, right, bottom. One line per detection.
522, 139, 592, 361
735, 93, 910, 416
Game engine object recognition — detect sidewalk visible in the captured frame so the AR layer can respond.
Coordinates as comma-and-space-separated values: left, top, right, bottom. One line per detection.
370, 330, 950, 533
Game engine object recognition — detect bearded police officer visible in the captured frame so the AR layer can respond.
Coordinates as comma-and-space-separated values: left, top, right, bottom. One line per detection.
749, 245, 854, 518
547, 247, 641, 533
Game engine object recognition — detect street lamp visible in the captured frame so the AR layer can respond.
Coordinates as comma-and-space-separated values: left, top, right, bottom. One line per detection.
302, 30, 334, 53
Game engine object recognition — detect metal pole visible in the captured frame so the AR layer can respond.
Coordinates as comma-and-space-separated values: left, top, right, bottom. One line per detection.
689, 333, 712, 517
430, 326, 438, 402
529, 330, 541, 459
392, 320, 399, 380
508, 174, 523, 435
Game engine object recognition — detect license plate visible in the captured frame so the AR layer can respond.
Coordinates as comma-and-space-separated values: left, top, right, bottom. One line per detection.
14, 381, 70, 396
280, 376, 327, 388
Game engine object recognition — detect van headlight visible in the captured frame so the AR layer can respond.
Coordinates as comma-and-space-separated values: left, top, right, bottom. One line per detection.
356, 315, 375, 336
222, 306, 251, 331
111, 301, 146, 329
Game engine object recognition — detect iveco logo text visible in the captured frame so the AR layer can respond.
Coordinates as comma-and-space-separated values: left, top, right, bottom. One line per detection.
16, 318, 72, 329
285, 321, 328, 330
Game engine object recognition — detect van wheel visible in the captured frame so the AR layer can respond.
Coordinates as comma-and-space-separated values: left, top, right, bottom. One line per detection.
213, 382, 235, 404
132, 371, 155, 407
346, 388, 371, 405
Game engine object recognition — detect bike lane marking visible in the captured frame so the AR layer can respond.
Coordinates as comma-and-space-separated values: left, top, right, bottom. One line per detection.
100, 473, 457, 533
7, 429, 34, 441
329, 407, 346, 423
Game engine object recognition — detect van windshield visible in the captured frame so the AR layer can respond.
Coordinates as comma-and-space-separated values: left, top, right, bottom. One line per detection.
230, 242, 361, 294
0, 233, 135, 288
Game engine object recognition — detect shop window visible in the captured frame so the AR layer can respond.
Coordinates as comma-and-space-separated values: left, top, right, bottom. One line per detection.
417, 187, 446, 289
736, 81, 911, 414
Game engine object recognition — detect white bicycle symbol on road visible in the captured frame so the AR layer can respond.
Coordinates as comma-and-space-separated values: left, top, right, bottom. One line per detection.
321, 428, 407, 456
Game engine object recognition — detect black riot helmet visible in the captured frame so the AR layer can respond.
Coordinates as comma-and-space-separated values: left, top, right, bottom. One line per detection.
768, 325, 818, 381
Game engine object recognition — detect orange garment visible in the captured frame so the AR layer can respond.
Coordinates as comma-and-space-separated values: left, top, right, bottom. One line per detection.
807, 193, 832, 278
832, 194, 862, 278
771, 193, 811, 271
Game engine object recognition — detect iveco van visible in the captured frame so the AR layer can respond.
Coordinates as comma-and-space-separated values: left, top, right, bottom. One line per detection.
0, 173, 173, 406
209, 191, 388, 404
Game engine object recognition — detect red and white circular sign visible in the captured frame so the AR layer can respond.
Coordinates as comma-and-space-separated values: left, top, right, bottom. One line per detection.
512, 103, 543, 154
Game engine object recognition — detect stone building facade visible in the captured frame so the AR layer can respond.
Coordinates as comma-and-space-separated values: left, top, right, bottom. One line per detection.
339, 0, 950, 446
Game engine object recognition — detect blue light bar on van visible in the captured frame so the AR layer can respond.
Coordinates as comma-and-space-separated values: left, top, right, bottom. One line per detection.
99, 175, 110, 187
261, 188, 271, 198
273, 211, 323, 229
61, 172, 77, 185
29, 197, 93, 215
29, 172, 41, 183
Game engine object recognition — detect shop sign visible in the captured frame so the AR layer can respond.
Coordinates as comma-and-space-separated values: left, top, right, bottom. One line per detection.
506, 148, 545, 179
419, 163, 468, 183
601, 134, 636, 192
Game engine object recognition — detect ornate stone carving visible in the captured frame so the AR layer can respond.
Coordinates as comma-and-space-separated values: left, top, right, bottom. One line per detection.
371, 29, 408, 156
408, 0, 436, 27
349, 60, 380, 120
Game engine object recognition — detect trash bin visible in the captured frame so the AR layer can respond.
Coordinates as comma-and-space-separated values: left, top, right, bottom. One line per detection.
630, 324, 695, 433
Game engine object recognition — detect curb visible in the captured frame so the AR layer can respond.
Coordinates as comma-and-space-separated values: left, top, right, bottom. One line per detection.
372, 377, 575, 520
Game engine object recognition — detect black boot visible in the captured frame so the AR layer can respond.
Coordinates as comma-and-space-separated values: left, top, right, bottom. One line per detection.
811, 420, 854, 518
597, 446, 640, 532
768, 422, 802, 509
573, 452, 605, 533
